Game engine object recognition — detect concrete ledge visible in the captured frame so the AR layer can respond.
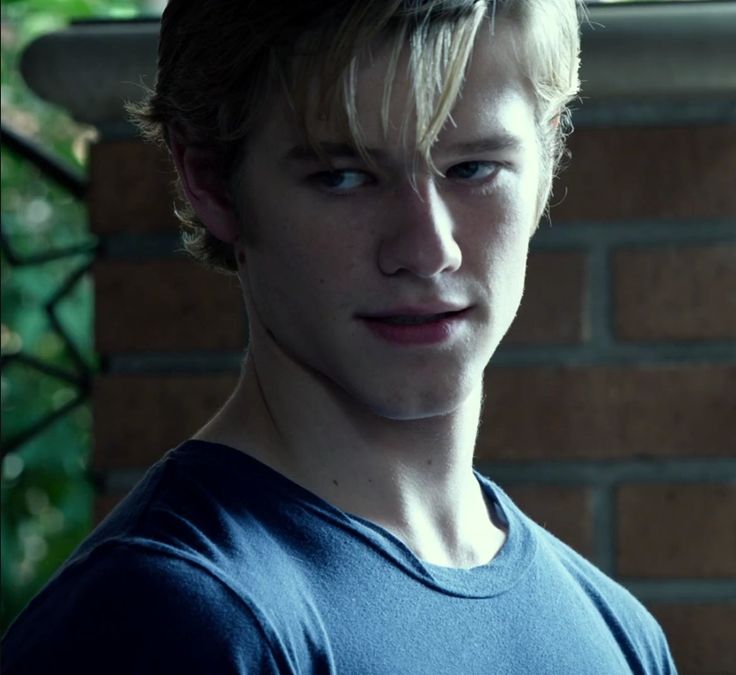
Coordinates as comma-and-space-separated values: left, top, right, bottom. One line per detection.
579, 2, 736, 99
20, 21, 159, 132
19, 3, 736, 132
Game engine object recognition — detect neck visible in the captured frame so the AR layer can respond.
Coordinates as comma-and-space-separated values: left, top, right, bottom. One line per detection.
194, 335, 505, 568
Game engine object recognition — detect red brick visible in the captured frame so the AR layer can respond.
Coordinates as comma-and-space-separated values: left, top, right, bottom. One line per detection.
505, 251, 587, 345
501, 485, 594, 560
617, 484, 736, 578
95, 259, 245, 352
652, 603, 736, 675
478, 365, 735, 460
89, 139, 180, 234
92, 374, 238, 470
614, 244, 736, 341
550, 126, 736, 221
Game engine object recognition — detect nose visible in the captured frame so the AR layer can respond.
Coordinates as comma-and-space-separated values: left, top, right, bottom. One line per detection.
378, 180, 462, 278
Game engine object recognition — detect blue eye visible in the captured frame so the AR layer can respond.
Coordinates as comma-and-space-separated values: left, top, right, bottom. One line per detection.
446, 161, 499, 181
314, 170, 371, 191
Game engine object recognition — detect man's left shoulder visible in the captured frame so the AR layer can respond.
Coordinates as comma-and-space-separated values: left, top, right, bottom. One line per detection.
533, 520, 677, 673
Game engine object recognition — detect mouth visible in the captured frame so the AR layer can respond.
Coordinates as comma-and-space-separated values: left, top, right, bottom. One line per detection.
370, 311, 462, 326
358, 307, 471, 345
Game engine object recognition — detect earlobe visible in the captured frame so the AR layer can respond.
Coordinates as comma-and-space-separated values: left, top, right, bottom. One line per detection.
168, 126, 241, 243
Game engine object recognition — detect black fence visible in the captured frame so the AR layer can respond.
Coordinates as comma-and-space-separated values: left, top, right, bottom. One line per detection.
0, 123, 97, 456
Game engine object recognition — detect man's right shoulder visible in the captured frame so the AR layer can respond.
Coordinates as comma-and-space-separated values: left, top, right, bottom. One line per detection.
1, 541, 286, 675
3, 442, 333, 673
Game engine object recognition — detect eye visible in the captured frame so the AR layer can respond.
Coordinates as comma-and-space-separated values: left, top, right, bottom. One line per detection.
312, 170, 372, 192
445, 161, 500, 182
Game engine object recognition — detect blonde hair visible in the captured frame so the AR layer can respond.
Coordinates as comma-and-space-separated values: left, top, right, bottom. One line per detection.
130, 0, 582, 275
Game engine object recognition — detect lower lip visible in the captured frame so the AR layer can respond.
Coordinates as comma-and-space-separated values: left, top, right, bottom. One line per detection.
361, 310, 469, 345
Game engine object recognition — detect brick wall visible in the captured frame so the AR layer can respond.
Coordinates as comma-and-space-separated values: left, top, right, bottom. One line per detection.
90, 124, 736, 674
479, 123, 736, 674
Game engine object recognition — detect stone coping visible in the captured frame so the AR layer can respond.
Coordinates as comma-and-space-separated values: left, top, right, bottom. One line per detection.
19, 3, 736, 133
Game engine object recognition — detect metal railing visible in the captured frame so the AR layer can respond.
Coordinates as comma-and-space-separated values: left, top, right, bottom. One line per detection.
0, 123, 98, 456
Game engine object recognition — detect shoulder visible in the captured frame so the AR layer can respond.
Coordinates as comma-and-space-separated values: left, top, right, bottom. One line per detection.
530, 513, 677, 673
2, 542, 286, 675
3, 438, 338, 675
483, 478, 676, 673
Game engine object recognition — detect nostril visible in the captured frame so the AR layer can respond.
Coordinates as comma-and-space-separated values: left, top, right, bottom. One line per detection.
377, 234, 462, 278
377, 226, 461, 278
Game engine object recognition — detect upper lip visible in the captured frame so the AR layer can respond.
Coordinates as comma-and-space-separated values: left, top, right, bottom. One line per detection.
358, 304, 470, 319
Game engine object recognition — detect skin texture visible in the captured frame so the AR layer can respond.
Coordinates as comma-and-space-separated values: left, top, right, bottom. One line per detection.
174, 20, 546, 569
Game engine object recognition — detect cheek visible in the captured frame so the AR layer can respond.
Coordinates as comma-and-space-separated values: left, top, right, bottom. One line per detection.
243, 205, 364, 313
463, 185, 534, 262
461, 192, 533, 315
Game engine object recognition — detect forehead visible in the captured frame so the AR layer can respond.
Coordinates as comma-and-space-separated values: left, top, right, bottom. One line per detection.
253, 19, 535, 164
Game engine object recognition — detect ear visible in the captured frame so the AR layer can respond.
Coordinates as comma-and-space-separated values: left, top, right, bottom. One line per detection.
168, 125, 241, 243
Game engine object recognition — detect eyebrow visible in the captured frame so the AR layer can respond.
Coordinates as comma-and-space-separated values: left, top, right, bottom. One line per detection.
282, 135, 523, 164
446, 136, 523, 155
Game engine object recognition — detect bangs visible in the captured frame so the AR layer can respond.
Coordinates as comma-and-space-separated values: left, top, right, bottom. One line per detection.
280, 1, 489, 178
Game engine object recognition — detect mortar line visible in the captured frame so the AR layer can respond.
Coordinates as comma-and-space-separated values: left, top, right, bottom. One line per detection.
619, 579, 736, 603
475, 459, 736, 485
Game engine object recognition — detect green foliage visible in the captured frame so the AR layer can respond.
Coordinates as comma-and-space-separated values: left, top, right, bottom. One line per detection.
1, 0, 155, 633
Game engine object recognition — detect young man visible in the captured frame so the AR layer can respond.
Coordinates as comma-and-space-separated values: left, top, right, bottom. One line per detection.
3, 1, 677, 672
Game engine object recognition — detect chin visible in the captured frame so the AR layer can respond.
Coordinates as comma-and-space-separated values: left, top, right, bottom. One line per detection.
359, 378, 482, 422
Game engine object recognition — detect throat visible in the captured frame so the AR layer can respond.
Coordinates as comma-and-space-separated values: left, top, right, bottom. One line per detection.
390, 513, 507, 570
356, 481, 507, 570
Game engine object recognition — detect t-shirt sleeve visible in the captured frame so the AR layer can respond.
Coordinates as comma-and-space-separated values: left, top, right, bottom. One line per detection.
2, 543, 284, 675
654, 621, 679, 675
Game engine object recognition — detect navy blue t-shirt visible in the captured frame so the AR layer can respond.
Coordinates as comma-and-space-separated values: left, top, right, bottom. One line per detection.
2, 440, 677, 674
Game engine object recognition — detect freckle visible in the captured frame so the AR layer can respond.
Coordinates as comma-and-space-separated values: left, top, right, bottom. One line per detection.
427, 459, 433, 466
367, 478, 373, 484
332, 479, 339, 487
319, 277, 325, 285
